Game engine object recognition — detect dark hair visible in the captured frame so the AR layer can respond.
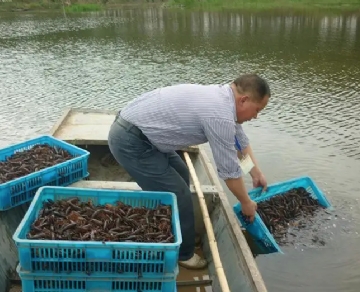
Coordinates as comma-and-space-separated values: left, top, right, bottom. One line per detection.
233, 74, 271, 102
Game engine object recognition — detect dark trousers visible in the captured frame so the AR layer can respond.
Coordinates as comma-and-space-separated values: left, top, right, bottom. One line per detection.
108, 114, 195, 261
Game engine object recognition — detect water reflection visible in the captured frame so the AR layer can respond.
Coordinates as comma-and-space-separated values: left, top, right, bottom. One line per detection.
0, 7, 360, 292
95, 8, 360, 53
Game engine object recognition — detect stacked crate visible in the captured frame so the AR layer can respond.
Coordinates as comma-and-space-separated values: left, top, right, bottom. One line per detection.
13, 186, 182, 292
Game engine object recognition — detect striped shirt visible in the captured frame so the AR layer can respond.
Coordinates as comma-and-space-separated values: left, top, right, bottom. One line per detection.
120, 83, 249, 180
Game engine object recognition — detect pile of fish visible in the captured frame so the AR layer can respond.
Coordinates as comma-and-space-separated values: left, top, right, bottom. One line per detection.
27, 197, 175, 243
256, 187, 324, 244
0, 144, 73, 184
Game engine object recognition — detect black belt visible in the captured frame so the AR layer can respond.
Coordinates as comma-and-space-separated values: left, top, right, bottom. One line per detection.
114, 112, 148, 141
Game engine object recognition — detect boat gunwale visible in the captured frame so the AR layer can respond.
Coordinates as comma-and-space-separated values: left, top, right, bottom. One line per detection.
199, 150, 267, 292
50, 107, 268, 292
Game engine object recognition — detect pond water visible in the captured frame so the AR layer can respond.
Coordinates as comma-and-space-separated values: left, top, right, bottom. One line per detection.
0, 6, 359, 292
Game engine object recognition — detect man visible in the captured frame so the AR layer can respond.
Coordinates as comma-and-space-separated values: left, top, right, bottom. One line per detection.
108, 73, 270, 270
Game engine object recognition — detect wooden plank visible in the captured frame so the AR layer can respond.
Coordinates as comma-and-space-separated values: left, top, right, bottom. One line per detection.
70, 180, 217, 194
51, 110, 116, 145
184, 151, 230, 292
177, 279, 212, 286
49, 107, 72, 136
50, 107, 199, 153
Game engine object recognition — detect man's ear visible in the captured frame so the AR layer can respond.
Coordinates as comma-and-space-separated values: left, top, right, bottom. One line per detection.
239, 95, 249, 104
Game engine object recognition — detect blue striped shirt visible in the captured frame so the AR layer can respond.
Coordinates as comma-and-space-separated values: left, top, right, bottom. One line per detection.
120, 83, 249, 180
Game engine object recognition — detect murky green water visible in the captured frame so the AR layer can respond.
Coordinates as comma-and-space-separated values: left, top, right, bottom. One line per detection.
0, 7, 360, 292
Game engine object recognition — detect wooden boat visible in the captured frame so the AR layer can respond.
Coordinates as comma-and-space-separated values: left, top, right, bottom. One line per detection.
2, 107, 268, 292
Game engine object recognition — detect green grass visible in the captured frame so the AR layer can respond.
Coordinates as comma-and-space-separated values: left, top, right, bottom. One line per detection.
167, 0, 360, 12
0, 0, 59, 12
1, 0, 359, 13
64, 3, 102, 12
0, 1, 107, 13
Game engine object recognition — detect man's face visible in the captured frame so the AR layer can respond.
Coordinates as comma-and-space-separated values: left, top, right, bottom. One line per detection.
236, 94, 269, 124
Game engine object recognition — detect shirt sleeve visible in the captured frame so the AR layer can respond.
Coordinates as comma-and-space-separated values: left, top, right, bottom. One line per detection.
235, 124, 250, 151
202, 118, 242, 180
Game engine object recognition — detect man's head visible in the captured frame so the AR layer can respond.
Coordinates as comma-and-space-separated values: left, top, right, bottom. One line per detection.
231, 74, 271, 123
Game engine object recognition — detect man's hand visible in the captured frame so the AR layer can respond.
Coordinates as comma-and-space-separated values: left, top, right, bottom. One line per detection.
238, 144, 267, 192
251, 168, 268, 192
242, 199, 257, 222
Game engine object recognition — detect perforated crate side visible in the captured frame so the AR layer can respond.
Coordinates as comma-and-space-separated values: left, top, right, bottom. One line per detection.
16, 263, 179, 280
17, 264, 178, 292
18, 245, 179, 278
233, 176, 332, 254
248, 176, 332, 209
13, 186, 182, 277
0, 135, 90, 211
233, 203, 282, 254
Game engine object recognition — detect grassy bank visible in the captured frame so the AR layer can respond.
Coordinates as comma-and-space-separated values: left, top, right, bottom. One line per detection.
1, 0, 360, 13
65, 3, 102, 12
0, 0, 158, 13
167, 0, 360, 12
0, 0, 105, 12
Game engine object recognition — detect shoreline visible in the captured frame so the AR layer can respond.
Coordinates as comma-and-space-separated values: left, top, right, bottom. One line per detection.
0, 2, 163, 13
0, 1, 360, 15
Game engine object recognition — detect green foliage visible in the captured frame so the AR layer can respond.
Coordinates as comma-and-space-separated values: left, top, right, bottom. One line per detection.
2, 0, 360, 12
64, 3, 102, 12
0, 0, 104, 12
168, 0, 360, 11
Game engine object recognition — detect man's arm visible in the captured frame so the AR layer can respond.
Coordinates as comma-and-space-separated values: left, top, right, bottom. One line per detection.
236, 125, 267, 191
224, 176, 252, 204
235, 124, 261, 178
235, 124, 267, 192
238, 144, 262, 178
202, 118, 252, 205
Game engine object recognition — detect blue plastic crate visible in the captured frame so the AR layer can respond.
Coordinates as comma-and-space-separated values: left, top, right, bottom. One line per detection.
233, 176, 333, 254
0, 135, 89, 211
17, 264, 178, 292
13, 186, 182, 278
